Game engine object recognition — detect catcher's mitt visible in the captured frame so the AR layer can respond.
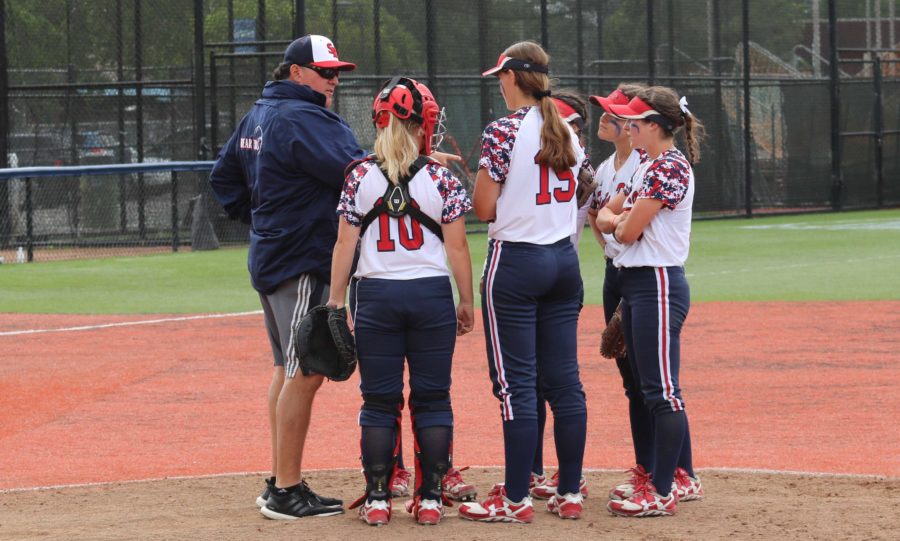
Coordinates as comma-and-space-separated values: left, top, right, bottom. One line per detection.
600, 301, 626, 359
575, 165, 597, 208
293, 305, 357, 381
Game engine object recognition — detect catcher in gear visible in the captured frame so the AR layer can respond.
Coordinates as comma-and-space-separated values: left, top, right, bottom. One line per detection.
293, 305, 357, 381
326, 76, 475, 526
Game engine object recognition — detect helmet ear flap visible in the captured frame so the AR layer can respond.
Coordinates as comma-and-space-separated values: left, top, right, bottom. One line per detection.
372, 77, 420, 127
373, 110, 391, 129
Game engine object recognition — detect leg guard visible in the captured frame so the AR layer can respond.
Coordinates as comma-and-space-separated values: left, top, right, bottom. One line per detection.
408, 391, 453, 501
412, 424, 451, 501
349, 460, 395, 510
360, 392, 404, 426
359, 393, 404, 500
364, 463, 392, 501
390, 410, 408, 497
407, 390, 453, 429
360, 395, 404, 456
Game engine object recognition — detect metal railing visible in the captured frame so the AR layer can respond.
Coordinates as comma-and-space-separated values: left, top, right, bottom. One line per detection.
0, 161, 215, 261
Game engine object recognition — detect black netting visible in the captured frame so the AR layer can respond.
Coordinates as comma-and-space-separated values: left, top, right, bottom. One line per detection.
2, 0, 899, 261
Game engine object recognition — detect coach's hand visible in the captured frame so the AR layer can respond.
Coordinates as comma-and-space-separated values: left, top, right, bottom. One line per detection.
430, 151, 462, 167
457, 302, 474, 336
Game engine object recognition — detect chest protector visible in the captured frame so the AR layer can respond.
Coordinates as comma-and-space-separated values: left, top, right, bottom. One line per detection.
359, 155, 444, 242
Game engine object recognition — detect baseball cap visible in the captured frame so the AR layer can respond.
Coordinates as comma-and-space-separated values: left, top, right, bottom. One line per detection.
482, 54, 549, 77
589, 89, 630, 114
284, 34, 356, 71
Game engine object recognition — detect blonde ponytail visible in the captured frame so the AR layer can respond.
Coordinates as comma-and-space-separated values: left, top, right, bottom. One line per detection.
373, 116, 421, 185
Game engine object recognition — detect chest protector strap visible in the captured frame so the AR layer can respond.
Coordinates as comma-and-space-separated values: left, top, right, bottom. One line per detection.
360, 156, 444, 242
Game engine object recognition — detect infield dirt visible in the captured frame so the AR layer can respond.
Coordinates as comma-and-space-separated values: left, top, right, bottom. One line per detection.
2, 302, 898, 539
2, 469, 898, 540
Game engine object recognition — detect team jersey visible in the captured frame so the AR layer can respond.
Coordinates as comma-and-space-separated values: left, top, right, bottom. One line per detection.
337, 160, 471, 280
590, 149, 642, 259
614, 148, 694, 268
479, 106, 587, 245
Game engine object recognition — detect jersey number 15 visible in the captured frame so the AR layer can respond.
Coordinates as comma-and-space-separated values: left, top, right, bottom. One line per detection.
534, 153, 575, 205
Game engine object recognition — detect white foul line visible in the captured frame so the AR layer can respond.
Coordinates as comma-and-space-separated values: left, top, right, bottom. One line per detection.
1, 466, 895, 494
0, 310, 264, 337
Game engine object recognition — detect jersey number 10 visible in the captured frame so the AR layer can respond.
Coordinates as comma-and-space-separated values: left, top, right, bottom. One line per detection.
376, 213, 424, 252
534, 153, 576, 205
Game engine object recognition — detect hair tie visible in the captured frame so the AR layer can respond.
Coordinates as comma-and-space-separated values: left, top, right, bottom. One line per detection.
679, 96, 691, 117
533, 89, 552, 99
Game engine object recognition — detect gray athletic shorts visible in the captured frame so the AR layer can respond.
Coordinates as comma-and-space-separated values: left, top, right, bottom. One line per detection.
258, 273, 329, 379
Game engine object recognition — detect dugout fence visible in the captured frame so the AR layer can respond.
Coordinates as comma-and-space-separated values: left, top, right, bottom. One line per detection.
0, 162, 238, 263
1, 0, 899, 261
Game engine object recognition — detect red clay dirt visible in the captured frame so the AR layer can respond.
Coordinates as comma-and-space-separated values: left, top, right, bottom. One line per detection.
2, 302, 899, 540
2, 302, 897, 490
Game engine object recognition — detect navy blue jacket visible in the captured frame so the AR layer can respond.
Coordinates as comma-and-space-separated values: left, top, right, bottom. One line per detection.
209, 81, 365, 294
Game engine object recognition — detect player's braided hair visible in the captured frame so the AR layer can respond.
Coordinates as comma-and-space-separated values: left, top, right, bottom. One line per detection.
636, 86, 707, 163
502, 41, 576, 172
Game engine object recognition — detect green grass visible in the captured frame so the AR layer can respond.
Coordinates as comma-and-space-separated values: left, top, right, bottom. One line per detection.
684, 209, 900, 301
2, 209, 898, 314
0, 247, 259, 314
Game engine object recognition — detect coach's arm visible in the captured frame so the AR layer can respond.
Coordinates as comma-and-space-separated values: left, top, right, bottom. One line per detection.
208, 131, 252, 224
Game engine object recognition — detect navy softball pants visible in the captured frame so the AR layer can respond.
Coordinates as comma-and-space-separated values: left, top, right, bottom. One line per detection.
619, 265, 693, 495
482, 238, 587, 500
350, 276, 457, 430
605, 259, 656, 471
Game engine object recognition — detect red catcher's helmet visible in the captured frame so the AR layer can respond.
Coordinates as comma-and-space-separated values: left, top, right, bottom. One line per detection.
372, 76, 441, 155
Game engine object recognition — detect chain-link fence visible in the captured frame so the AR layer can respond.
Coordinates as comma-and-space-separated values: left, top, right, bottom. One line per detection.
1, 0, 899, 261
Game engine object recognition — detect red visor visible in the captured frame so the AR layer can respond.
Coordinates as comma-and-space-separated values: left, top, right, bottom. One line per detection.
551, 98, 582, 125
607, 96, 659, 119
589, 89, 630, 114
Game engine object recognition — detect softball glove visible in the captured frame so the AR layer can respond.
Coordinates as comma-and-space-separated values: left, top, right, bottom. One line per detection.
293, 305, 357, 381
600, 301, 626, 359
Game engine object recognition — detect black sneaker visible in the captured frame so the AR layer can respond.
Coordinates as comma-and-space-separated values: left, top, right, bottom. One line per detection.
256, 476, 275, 508
261, 484, 344, 520
301, 480, 343, 508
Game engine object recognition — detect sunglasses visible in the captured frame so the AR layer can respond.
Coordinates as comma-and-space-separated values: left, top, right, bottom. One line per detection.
303, 64, 339, 80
